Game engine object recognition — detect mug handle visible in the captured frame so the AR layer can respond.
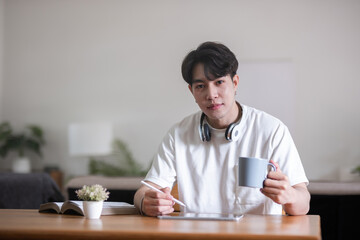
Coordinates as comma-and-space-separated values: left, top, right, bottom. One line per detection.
262, 162, 277, 188
267, 162, 276, 172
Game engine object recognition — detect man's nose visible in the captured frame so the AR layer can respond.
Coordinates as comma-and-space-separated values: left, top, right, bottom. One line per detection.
206, 85, 218, 100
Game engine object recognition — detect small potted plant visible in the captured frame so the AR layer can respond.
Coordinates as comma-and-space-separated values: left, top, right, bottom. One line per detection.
75, 184, 110, 219
0, 122, 45, 173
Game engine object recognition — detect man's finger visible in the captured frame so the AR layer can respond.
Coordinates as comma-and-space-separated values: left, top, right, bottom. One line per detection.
269, 159, 281, 173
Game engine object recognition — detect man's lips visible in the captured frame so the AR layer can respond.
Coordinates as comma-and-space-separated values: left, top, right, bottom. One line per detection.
207, 103, 223, 110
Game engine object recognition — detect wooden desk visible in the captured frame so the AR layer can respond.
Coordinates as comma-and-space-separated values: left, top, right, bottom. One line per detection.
0, 210, 321, 240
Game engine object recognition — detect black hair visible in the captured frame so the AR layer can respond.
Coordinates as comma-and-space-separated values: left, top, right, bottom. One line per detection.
181, 41, 238, 85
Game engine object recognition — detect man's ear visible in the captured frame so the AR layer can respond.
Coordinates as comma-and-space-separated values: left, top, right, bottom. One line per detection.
233, 74, 239, 90
188, 84, 193, 94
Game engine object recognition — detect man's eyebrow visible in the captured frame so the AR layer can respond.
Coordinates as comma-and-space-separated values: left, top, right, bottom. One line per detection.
192, 79, 204, 84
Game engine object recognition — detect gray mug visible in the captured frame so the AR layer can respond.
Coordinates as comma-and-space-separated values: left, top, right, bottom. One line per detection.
238, 157, 276, 188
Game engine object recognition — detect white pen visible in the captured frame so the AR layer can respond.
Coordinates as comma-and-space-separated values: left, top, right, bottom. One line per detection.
140, 180, 186, 208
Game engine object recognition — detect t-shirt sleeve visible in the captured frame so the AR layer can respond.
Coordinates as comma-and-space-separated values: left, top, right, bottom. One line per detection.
270, 124, 309, 186
144, 127, 177, 189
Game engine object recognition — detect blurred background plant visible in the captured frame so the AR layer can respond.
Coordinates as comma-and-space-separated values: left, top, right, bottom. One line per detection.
88, 139, 149, 177
351, 165, 360, 176
0, 122, 45, 172
0, 121, 45, 160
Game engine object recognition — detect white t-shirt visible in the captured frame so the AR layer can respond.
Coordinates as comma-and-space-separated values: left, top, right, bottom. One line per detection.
145, 104, 308, 215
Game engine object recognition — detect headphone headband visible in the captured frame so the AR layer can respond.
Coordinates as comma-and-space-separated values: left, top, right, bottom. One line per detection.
199, 103, 242, 142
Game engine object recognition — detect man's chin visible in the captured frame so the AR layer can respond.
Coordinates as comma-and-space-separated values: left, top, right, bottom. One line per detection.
203, 111, 224, 121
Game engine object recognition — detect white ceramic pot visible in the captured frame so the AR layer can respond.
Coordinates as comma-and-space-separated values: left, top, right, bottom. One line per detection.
12, 157, 31, 173
83, 201, 103, 219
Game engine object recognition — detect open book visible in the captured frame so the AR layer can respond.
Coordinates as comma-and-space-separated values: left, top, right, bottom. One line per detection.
39, 201, 138, 216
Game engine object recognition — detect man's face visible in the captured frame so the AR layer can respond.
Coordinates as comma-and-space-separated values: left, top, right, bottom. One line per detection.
188, 63, 239, 128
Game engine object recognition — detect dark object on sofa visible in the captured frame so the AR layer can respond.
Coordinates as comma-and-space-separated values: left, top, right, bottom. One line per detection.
0, 172, 64, 209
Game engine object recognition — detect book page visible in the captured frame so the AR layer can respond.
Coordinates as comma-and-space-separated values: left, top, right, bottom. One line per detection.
61, 201, 84, 215
102, 202, 133, 208
53, 202, 64, 209
101, 202, 137, 215
39, 202, 63, 213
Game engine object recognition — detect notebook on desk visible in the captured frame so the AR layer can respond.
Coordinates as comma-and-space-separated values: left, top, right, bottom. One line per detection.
158, 213, 243, 221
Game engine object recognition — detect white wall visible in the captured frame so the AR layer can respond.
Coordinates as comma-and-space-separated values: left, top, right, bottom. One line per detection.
0, 0, 4, 122
1, 0, 360, 181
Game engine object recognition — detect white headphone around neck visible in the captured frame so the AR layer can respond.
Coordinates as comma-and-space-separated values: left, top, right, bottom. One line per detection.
199, 103, 242, 142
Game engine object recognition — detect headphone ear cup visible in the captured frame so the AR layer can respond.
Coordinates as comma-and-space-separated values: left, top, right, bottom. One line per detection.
199, 126, 204, 141
203, 123, 211, 141
199, 113, 211, 142
225, 123, 241, 141
230, 124, 241, 141
225, 123, 235, 141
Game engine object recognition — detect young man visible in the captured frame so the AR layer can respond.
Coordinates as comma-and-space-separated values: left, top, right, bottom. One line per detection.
134, 42, 310, 216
